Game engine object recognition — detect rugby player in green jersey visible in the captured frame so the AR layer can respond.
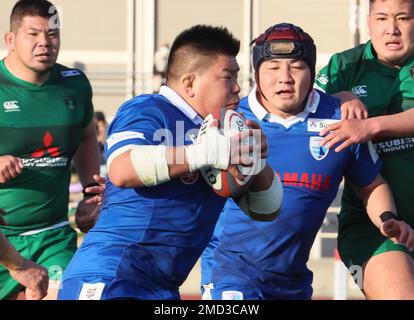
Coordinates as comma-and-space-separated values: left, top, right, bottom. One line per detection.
0, 0, 100, 299
317, 0, 414, 299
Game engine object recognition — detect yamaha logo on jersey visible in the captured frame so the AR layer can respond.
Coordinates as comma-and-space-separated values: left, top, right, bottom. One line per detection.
180, 171, 199, 185
309, 136, 329, 161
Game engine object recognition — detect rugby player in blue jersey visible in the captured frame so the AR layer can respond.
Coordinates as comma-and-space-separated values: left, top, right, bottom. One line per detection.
201, 23, 414, 300
57, 25, 283, 300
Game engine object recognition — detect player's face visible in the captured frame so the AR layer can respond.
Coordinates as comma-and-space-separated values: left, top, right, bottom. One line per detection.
193, 54, 241, 118
368, 0, 414, 66
256, 59, 311, 117
8, 15, 60, 75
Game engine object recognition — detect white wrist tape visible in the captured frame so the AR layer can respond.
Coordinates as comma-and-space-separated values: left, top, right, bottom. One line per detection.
237, 171, 283, 216
129, 145, 171, 187
185, 126, 231, 172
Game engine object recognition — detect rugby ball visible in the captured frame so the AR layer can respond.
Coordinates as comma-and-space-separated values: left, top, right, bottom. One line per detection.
199, 108, 255, 198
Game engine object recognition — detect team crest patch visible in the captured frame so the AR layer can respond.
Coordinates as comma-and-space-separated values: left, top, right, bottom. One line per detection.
309, 136, 329, 161
64, 96, 76, 110
410, 66, 414, 79
180, 171, 199, 185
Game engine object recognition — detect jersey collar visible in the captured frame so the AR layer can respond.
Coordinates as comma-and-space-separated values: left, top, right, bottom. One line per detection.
159, 85, 203, 125
248, 85, 320, 129
0, 59, 55, 88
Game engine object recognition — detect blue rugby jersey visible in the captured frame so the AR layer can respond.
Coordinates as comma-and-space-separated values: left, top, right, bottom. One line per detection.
61, 86, 227, 295
201, 88, 382, 299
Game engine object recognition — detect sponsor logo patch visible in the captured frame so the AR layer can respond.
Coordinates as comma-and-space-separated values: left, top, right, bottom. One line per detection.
410, 66, 414, 79
309, 136, 329, 161
79, 282, 105, 300
61, 70, 81, 77
316, 73, 329, 86
3, 101, 20, 112
373, 137, 414, 156
24, 131, 68, 168
352, 85, 368, 97
307, 118, 339, 132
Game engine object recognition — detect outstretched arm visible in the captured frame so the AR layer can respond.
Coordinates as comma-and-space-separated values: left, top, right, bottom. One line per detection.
319, 108, 414, 152
108, 120, 259, 188
333, 91, 368, 120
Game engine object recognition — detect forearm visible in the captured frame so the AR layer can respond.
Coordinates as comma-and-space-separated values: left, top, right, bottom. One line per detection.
332, 91, 358, 101
0, 233, 24, 271
73, 134, 100, 187
368, 108, 414, 138
358, 176, 397, 229
234, 167, 283, 221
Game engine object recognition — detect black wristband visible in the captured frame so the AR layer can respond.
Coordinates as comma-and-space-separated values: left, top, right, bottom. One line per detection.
379, 211, 401, 223
82, 182, 100, 198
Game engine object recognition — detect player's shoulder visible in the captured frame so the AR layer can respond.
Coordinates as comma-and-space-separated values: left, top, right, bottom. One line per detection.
330, 42, 367, 67
54, 63, 86, 79
236, 96, 249, 113
236, 95, 259, 121
114, 94, 168, 123
53, 63, 91, 91
313, 89, 341, 120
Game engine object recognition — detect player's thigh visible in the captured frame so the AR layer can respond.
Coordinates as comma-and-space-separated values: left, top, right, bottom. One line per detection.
363, 243, 414, 300
36, 226, 77, 280
35, 226, 78, 299
203, 283, 263, 300
0, 227, 77, 300
338, 221, 387, 271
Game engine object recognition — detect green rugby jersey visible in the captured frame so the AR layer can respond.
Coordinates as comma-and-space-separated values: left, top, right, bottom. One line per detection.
0, 60, 93, 236
315, 41, 414, 229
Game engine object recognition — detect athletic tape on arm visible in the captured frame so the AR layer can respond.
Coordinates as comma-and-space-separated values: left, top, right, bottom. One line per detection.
107, 144, 170, 187
185, 126, 231, 172
237, 171, 283, 216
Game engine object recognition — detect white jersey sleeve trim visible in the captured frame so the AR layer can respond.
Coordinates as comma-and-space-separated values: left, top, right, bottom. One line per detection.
106, 131, 145, 150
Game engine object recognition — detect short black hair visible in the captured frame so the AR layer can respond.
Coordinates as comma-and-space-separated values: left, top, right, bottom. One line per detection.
166, 25, 240, 81
10, 0, 58, 31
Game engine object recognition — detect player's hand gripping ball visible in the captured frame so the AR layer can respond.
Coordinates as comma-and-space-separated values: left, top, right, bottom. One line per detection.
199, 108, 257, 198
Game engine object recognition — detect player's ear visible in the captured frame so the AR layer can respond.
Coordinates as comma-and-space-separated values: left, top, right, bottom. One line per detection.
4, 32, 15, 50
181, 73, 196, 98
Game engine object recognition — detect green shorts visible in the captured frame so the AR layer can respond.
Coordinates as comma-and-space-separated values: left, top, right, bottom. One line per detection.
338, 220, 413, 270
0, 225, 77, 300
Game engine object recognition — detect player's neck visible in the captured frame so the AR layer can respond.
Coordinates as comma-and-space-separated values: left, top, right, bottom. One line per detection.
4, 56, 51, 85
